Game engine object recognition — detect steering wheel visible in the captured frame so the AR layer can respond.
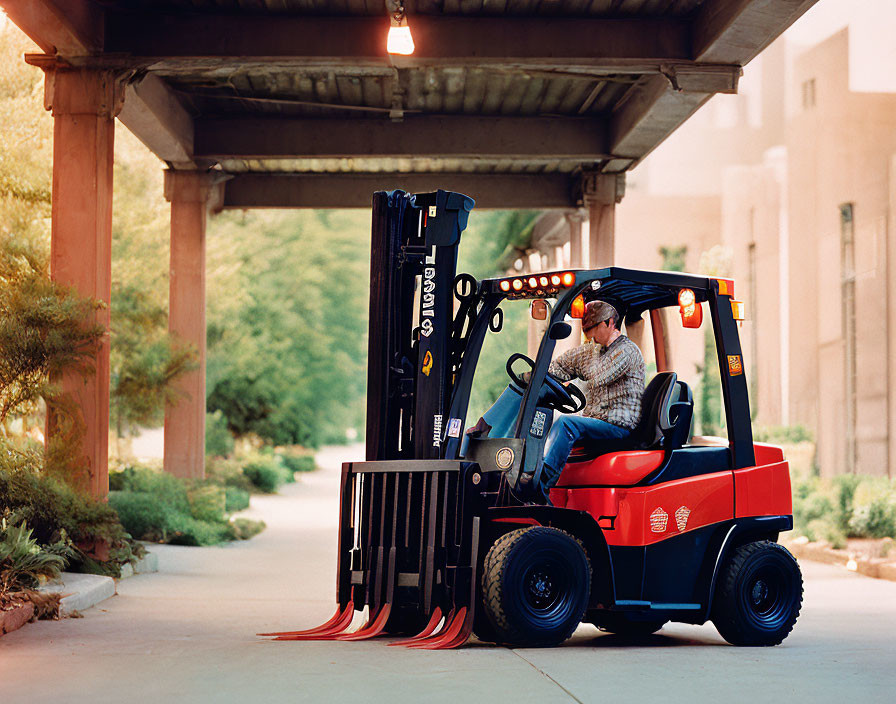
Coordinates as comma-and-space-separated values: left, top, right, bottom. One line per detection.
505, 353, 587, 414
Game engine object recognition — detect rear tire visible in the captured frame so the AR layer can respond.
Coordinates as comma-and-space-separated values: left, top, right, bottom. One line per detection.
482, 526, 590, 647
712, 540, 803, 646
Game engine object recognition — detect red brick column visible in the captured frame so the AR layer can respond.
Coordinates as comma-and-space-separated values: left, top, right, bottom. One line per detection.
163, 170, 219, 480
42, 66, 124, 498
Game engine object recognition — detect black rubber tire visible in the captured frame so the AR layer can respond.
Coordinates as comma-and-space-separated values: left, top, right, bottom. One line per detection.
481, 526, 590, 647
589, 612, 667, 636
712, 540, 803, 646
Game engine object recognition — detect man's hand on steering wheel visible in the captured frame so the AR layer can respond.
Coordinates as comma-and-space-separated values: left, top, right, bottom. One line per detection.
506, 353, 586, 414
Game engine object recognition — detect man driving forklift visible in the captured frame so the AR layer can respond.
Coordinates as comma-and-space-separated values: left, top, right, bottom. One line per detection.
517, 300, 645, 503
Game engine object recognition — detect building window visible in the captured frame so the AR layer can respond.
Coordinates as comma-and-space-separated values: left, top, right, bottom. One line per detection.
801, 78, 816, 109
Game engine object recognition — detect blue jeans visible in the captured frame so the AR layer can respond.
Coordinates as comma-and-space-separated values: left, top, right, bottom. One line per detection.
540, 416, 631, 491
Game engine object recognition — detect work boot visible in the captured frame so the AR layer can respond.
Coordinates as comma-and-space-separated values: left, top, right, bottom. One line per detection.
512, 473, 549, 505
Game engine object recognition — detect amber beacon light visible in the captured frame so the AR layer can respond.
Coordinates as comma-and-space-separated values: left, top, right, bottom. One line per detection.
387, 2, 415, 55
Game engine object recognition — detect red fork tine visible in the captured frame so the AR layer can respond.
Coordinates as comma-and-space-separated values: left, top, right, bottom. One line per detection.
258, 602, 354, 637
425, 609, 473, 650
404, 607, 467, 649
336, 603, 392, 641
387, 607, 444, 646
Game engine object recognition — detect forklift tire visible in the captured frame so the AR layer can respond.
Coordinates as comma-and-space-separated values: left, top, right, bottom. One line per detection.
589, 612, 667, 636
482, 526, 590, 647
712, 540, 803, 646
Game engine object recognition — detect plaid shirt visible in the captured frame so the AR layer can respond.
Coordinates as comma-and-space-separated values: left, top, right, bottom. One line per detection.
548, 335, 645, 430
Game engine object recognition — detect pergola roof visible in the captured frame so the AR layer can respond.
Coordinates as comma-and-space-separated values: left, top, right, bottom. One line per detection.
4, 0, 817, 208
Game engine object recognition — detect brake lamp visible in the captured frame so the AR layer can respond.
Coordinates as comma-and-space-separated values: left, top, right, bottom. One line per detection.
731, 300, 745, 321
512, 279, 523, 291
678, 288, 703, 329
561, 272, 575, 287
570, 294, 585, 319
499, 280, 511, 292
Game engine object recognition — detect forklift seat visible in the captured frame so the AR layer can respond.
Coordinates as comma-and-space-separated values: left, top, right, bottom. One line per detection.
557, 372, 694, 487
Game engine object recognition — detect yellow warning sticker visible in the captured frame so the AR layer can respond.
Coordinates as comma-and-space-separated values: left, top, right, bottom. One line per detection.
422, 350, 433, 377
728, 355, 743, 376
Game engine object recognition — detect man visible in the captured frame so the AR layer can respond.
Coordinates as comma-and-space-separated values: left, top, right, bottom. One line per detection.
519, 300, 645, 503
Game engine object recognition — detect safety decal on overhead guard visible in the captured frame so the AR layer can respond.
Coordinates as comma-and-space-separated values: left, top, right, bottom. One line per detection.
727, 355, 743, 376
649, 507, 668, 533
422, 350, 433, 376
447, 418, 462, 438
420, 248, 437, 338
529, 410, 548, 438
432, 414, 443, 448
674, 506, 690, 532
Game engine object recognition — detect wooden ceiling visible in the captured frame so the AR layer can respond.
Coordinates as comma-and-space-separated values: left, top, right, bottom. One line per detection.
2, 0, 818, 208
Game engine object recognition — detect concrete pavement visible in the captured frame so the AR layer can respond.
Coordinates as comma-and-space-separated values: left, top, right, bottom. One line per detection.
2, 444, 895, 703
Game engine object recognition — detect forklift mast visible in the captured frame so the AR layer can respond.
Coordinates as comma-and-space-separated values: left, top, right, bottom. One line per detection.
365, 190, 475, 462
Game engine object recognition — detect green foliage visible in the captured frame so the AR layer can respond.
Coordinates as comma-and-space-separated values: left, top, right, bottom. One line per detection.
791, 469, 896, 542
753, 425, 814, 444
224, 487, 250, 513
659, 245, 688, 273
109, 285, 196, 437
0, 443, 142, 577
206, 410, 235, 457
230, 518, 266, 541
107, 464, 264, 546
0, 518, 71, 598
205, 210, 370, 447
278, 453, 316, 474
242, 458, 290, 493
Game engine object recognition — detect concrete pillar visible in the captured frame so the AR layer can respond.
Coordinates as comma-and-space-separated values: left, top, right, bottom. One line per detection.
565, 211, 585, 269
40, 64, 125, 498
582, 173, 625, 268
163, 170, 220, 480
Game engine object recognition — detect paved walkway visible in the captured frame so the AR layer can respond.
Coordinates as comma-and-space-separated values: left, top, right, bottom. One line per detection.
2, 445, 896, 703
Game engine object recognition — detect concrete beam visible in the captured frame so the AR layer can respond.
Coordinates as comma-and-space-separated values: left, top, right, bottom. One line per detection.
118, 74, 196, 168
608, 75, 712, 164
194, 116, 608, 160
694, 0, 821, 64
222, 172, 575, 210
1, 0, 103, 55
103, 14, 690, 66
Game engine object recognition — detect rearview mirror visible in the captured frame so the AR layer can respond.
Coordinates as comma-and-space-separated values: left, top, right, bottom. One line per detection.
549, 322, 572, 340
531, 300, 548, 321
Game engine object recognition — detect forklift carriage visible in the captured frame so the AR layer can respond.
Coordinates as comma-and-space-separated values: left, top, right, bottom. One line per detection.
264, 190, 802, 649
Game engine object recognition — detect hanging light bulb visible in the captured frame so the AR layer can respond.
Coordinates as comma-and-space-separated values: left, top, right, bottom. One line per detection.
387, 3, 415, 55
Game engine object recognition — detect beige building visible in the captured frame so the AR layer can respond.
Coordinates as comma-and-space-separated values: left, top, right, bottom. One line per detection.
613, 22, 896, 479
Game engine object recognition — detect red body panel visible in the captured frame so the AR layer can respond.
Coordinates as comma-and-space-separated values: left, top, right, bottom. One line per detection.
552, 470, 734, 546
548, 443, 792, 548
556, 450, 665, 487
734, 461, 792, 518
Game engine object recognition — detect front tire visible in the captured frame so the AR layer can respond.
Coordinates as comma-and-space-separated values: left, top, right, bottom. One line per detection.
482, 527, 590, 647
712, 541, 803, 646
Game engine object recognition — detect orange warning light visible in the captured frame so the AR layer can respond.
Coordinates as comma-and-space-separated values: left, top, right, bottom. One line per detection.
528, 277, 538, 288
678, 288, 703, 329
512, 279, 524, 291
713, 278, 735, 297
570, 294, 585, 319
731, 300, 745, 321
550, 274, 561, 286
499, 280, 511, 292
539, 276, 549, 287
561, 272, 575, 287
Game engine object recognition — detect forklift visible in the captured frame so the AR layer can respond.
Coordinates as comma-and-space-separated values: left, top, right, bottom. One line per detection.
262, 189, 802, 649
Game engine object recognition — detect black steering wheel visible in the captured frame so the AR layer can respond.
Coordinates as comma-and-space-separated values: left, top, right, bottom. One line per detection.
506, 353, 587, 414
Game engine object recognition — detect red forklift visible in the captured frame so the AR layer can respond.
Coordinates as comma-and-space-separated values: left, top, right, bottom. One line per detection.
262, 189, 802, 649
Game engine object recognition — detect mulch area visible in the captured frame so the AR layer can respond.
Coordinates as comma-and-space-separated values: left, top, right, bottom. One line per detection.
785, 536, 896, 581
0, 591, 61, 638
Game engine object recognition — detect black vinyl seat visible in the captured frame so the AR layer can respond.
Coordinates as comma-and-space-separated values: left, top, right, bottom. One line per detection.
567, 372, 693, 462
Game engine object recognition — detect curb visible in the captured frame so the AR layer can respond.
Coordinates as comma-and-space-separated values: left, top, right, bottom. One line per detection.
784, 540, 896, 582
119, 551, 159, 579
39, 572, 116, 616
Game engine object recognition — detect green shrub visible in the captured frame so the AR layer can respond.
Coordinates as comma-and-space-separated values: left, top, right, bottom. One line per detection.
278, 454, 316, 474
0, 446, 142, 577
805, 518, 847, 549
242, 460, 284, 493
205, 410, 235, 457
230, 518, 266, 540
206, 457, 254, 492
187, 485, 226, 523
754, 425, 814, 444
834, 475, 862, 534
224, 487, 250, 513
0, 519, 72, 597
108, 491, 232, 546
